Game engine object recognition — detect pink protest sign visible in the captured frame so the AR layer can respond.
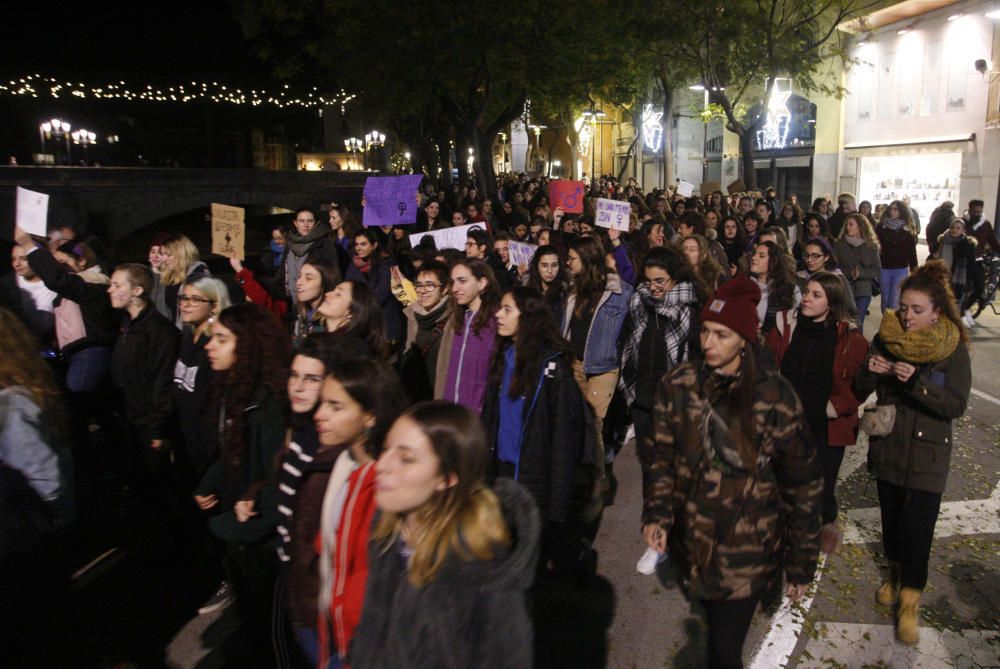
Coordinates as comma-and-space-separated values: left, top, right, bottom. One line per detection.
549, 180, 585, 213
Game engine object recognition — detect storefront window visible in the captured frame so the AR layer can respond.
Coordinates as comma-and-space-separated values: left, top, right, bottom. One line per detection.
858, 152, 961, 222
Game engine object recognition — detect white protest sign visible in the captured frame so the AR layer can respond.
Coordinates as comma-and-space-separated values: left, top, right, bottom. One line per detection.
595, 197, 631, 231
508, 241, 538, 266
16, 187, 49, 236
676, 180, 695, 197
408, 223, 484, 251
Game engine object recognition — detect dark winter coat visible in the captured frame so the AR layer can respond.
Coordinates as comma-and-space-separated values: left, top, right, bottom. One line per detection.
110, 305, 180, 445
195, 389, 286, 544
346, 256, 403, 343
854, 337, 971, 494
348, 478, 540, 669
26, 248, 116, 355
172, 331, 216, 467
482, 349, 590, 523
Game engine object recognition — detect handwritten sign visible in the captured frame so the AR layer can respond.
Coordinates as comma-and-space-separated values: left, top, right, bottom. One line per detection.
549, 180, 585, 213
595, 198, 631, 231
409, 223, 483, 252
211, 203, 246, 260
16, 187, 49, 237
727, 179, 747, 195
676, 180, 695, 198
362, 174, 423, 227
508, 241, 538, 266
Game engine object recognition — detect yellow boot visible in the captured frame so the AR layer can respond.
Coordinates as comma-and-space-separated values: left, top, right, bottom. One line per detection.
876, 562, 899, 606
896, 587, 921, 645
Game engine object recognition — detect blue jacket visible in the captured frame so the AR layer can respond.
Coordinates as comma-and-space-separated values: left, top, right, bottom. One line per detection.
560, 273, 633, 375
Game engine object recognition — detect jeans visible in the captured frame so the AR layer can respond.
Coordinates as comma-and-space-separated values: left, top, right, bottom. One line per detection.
854, 295, 872, 331
65, 346, 111, 393
702, 595, 761, 668
879, 267, 910, 313
877, 479, 942, 590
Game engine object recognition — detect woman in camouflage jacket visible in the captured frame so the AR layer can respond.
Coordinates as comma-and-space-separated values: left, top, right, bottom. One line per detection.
640, 275, 823, 669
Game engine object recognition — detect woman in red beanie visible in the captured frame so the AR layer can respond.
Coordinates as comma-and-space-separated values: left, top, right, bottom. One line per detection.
640, 275, 824, 669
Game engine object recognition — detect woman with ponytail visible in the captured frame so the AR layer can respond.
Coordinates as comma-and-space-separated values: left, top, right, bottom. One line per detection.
854, 260, 971, 646
350, 402, 540, 669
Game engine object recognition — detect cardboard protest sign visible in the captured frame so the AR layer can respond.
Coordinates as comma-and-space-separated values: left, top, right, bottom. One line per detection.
676, 180, 695, 198
700, 181, 721, 196
548, 180, 585, 213
595, 197, 631, 231
16, 187, 49, 237
211, 203, 246, 260
362, 174, 424, 227
726, 179, 747, 195
409, 223, 483, 251
508, 241, 538, 266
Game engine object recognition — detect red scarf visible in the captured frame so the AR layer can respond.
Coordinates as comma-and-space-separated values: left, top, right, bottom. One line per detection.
352, 254, 371, 274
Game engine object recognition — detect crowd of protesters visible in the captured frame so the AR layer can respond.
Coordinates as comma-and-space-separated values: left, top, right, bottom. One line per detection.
0, 171, 982, 668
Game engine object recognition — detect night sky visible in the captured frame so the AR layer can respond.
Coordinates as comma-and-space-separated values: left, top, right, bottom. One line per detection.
2, 0, 270, 86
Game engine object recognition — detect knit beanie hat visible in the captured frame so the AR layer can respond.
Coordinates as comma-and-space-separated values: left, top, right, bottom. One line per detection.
701, 275, 761, 342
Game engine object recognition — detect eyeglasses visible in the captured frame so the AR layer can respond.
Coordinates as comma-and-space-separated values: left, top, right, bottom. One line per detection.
178, 295, 215, 304
803, 253, 826, 260
415, 283, 442, 292
647, 277, 671, 287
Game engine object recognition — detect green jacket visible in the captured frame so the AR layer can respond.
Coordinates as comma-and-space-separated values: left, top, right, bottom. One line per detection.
642, 362, 823, 601
854, 337, 971, 494
195, 389, 285, 544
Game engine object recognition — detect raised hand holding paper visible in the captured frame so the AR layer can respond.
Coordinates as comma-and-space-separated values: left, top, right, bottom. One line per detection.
508, 241, 538, 266
362, 175, 424, 227
16, 187, 49, 237
595, 198, 631, 231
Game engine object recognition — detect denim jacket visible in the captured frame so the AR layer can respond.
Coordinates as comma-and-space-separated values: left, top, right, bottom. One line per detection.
561, 273, 633, 374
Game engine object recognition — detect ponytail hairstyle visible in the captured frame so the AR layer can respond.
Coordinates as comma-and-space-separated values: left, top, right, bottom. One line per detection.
899, 259, 968, 343
372, 401, 510, 587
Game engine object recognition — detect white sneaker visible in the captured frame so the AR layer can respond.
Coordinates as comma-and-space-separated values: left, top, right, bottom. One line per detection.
964, 312, 976, 328
636, 547, 666, 575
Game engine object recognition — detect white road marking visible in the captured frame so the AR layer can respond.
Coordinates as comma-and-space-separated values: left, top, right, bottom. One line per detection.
971, 387, 1000, 407
843, 481, 1000, 545
748, 555, 827, 669
794, 622, 1000, 669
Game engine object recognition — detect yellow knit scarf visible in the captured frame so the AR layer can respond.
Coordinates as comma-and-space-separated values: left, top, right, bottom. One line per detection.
878, 310, 960, 364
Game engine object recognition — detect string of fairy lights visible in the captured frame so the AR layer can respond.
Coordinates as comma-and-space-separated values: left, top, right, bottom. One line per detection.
1, 74, 356, 111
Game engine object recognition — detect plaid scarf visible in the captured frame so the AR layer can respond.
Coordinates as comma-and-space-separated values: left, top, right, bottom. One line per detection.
619, 281, 699, 404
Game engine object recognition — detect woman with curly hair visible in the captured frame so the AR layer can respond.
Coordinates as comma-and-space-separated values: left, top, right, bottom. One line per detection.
192, 304, 290, 665
0, 308, 73, 526
747, 240, 801, 336
854, 261, 970, 645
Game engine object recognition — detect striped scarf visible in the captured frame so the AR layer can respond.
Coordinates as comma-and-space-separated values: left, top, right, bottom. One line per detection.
619, 281, 699, 404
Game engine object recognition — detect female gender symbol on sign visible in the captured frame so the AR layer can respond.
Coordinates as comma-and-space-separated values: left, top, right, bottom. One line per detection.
398, 202, 407, 216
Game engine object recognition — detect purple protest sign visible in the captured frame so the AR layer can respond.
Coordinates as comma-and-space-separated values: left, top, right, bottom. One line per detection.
362, 174, 424, 227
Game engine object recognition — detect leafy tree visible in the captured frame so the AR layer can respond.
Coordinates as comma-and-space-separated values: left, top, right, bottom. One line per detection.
662, 0, 878, 189
233, 0, 648, 196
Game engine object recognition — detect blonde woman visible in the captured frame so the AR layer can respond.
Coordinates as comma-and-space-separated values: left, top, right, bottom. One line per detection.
835, 213, 882, 329
155, 233, 210, 326
350, 401, 539, 669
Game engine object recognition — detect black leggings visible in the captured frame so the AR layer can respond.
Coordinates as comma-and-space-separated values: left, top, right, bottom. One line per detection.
701, 595, 760, 669
816, 443, 846, 525
877, 479, 942, 590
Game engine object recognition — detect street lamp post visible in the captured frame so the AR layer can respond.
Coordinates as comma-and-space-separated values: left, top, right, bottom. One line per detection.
71, 129, 96, 165
365, 130, 385, 170
582, 104, 606, 180
40, 119, 73, 164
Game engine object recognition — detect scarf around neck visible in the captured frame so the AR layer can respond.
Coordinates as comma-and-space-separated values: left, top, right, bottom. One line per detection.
879, 309, 960, 364
883, 217, 907, 231
618, 281, 699, 404
844, 235, 864, 247
286, 222, 332, 258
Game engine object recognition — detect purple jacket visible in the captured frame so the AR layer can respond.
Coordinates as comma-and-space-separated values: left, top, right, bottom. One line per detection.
441, 310, 497, 413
